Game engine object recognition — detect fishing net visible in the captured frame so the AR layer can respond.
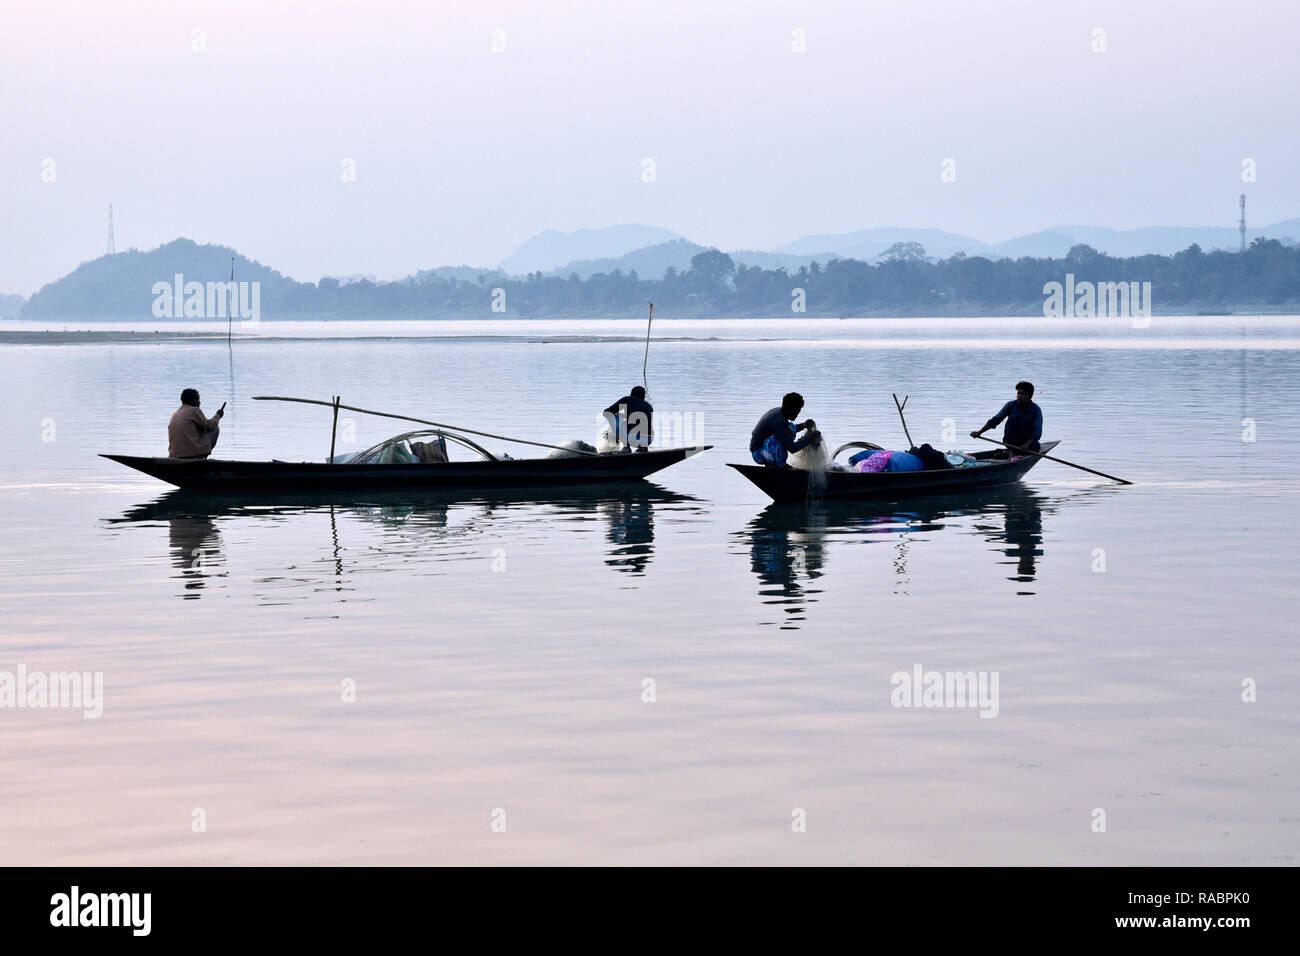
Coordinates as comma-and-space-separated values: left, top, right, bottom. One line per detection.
547, 439, 599, 459
789, 424, 831, 493
596, 424, 621, 454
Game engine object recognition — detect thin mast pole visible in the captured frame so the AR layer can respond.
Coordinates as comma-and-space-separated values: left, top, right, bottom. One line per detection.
642, 301, 653, 392
228, 256, 235, 346
329, 395, 340, 464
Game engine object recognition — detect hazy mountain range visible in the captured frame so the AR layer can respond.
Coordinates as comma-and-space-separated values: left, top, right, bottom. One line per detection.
504, 221, 1300, 280
15, 232, 1300, 320
9, 218, 1300, 314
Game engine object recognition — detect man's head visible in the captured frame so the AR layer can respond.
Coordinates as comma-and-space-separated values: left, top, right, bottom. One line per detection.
781, 391, 805, 419
630, 385, 646, 400
1015, 381, 1034, 405
181, 388, 200, 407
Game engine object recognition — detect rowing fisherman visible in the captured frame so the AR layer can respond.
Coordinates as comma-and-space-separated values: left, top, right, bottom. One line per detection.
971, 380, 1042, 456
603, 385, 654, 452
750, 392, 821, 467
168, 388, 225, 459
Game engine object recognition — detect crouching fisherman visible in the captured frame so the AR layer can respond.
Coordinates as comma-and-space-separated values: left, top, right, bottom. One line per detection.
750, 392, 821, 467
604, 385, 654, 452
168, 388, 225, 459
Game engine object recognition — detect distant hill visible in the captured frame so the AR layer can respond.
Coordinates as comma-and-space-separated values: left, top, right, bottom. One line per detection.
771, 221, 1300, 262
0, 293, 24, 318
778, 227, 995, 262
499, 224, 683, 275
545, 239, 707, 279
991, 221, 1300, 258
22, 238, 312, 317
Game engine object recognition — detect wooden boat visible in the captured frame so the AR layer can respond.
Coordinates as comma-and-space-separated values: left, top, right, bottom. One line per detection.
728, 440, 1060, 502
102, 443, 710, 492
104, 395, 711, 493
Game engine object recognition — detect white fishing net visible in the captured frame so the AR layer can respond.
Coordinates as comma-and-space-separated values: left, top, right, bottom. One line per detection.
788, 423, 831, 492
596, 424, 621, 454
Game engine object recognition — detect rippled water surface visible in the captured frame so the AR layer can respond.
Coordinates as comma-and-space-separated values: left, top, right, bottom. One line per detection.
1, 317, 1296, 864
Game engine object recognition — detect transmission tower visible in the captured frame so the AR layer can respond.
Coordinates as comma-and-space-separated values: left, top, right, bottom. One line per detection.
106, 203, 116, 254
1239, 194, 1246, 252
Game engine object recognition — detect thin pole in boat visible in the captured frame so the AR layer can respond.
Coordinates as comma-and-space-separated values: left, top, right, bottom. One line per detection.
228, 255, 236, 347
642, 301, 654, 392
892, 393, 915, 449
329, 395, 340, 464
252, 395, 600, 456
973, 435, 1131, 484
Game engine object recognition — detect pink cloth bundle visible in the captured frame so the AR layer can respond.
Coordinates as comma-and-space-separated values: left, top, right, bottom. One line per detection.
854, 451, 893, 473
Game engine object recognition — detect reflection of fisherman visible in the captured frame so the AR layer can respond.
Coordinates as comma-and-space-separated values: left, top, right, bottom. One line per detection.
168, 515, 220, 596
168, 388, 225, 459
604, 386, 654, 452
603, 497, 655, 574
745, 505, 827, 629
1002, 496, 1044, 583
750, 392, 820, 467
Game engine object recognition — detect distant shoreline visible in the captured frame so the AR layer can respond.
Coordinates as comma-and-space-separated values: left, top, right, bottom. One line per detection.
3, 312, 1299, 347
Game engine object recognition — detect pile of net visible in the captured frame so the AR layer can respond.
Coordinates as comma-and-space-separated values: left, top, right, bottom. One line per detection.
788, 422, 834, 492
547, 439, 599, 459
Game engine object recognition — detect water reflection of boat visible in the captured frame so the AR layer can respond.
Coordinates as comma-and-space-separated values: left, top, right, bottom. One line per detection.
105, 484, 704, 597
734, 484, 1101, 627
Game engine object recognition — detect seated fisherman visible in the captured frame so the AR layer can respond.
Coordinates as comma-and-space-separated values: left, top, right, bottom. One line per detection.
750, 392, 821, 468
604, 385, 654, 452
971, 380, 1042, 456
168, 388, 225, 459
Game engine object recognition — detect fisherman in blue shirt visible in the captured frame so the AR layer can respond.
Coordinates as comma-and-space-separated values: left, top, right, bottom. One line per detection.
971, 381, 1042, 455
750, 392, 821, 467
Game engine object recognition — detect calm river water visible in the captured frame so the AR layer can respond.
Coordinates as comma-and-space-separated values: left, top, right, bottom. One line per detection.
0, 316, 1296, 864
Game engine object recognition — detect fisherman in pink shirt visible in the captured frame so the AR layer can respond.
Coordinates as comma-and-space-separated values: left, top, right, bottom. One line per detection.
168, 388, 225, 459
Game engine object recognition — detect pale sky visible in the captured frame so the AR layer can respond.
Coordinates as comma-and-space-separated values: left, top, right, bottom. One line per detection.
2, 0, 1297, 295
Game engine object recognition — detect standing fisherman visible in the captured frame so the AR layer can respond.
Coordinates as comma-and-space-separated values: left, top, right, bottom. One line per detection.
971, 381, 1042, 456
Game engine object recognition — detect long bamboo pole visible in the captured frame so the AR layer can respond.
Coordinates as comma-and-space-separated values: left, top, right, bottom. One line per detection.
974, 435, 1131, 484
252, 395, 600, 456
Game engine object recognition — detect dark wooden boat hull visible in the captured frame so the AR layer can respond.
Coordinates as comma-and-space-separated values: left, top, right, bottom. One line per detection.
101, 446, 712, 492
728, 441, 1059, 502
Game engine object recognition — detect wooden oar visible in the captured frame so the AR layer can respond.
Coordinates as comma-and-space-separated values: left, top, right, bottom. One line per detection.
253, 395, 600, 456
974, 435, 1131, 484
